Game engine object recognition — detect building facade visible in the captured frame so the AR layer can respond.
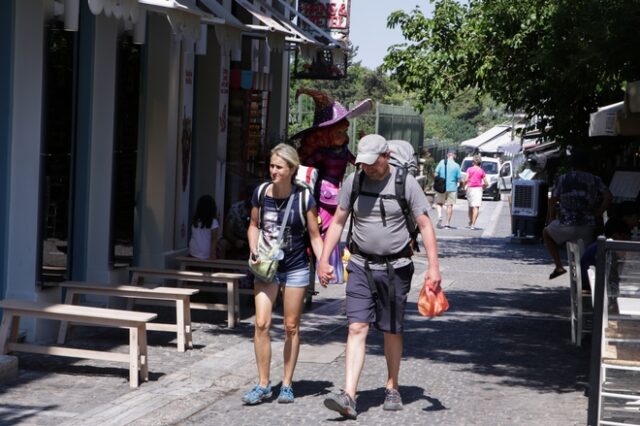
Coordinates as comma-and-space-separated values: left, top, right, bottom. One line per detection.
0, 0, 342, 340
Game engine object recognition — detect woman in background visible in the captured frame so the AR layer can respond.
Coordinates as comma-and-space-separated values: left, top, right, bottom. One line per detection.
464, 155, 488, 230
188, 195, 219, 259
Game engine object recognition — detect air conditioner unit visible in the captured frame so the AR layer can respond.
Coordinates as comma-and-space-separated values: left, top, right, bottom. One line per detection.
513, 180, 542, 216
511, 180, 548, 239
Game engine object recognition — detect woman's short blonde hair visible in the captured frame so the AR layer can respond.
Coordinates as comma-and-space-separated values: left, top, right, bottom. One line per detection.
271, 143, 300, 171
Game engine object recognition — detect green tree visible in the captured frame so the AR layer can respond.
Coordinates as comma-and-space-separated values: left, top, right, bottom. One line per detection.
383, 0, 640, 146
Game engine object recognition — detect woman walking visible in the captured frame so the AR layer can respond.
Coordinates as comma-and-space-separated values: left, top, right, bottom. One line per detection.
243, 143, 323, 405
464, 155, 488, 230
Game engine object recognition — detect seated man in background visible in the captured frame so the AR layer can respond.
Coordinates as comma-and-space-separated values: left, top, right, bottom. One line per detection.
543, 149, 612, 280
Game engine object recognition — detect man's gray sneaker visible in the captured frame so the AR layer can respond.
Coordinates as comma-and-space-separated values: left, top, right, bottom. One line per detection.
383, 388, 403, 411
324, 390, 357, 419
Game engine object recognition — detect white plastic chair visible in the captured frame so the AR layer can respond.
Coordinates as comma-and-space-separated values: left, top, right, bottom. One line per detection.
566, 239, 591, 346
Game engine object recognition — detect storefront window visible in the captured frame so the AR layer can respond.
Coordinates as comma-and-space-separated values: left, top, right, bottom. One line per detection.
39, 21, 76, 286
223, 86, 270, 259
110, 36, 140, 268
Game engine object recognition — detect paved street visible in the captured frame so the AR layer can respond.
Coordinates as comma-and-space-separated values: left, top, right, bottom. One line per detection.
0, 194, 590, 425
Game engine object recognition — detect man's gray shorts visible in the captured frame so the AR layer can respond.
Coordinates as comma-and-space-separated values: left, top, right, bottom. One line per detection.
345, 261, 414, 334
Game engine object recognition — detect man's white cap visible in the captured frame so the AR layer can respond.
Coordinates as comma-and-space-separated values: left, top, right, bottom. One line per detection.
355, 134, 389, 165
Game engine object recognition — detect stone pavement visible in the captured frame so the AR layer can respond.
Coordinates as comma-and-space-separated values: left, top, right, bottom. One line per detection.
0, 196, 591, 425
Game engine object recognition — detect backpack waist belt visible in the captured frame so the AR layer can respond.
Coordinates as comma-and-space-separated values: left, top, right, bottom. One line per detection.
348, 242, 412, 263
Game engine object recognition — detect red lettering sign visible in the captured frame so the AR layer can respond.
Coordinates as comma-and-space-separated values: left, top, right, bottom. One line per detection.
299, 0, 350, 32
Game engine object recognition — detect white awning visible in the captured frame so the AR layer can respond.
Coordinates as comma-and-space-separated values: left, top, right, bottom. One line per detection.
477, 131, 521, 155
138, 0, 224, 39
254, 0, 322, 45
139, 0, 223, 24
273, 0, 346, 49
233, 0, 294, 35
198, 0, 247, 30
460, 125, 511, 150
589, 102, 623, 137
233, 0, 324, 45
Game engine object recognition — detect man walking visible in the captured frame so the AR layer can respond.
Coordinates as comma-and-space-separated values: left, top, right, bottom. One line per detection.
317, 134, 442, 419
433, 151, 461, 228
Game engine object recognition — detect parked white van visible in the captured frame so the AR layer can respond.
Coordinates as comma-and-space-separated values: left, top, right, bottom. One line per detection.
458, 156, 514, 201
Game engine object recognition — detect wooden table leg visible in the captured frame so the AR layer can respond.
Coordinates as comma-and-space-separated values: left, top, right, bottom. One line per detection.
129, 326, 140, 388
175, 299, 186, 352
0, 313, 15, 354
226, 280, 236, 328
183, 297, 193, 349
58, 291, 80, 344
138, 325, 149, 382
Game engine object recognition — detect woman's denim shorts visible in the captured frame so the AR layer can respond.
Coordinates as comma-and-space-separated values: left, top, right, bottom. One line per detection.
269, 267, 310, 288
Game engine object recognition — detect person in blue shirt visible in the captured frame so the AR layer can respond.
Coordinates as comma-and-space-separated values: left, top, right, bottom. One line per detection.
433, 151, 462, 228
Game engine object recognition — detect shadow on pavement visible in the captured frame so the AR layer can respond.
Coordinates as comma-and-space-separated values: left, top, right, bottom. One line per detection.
0, 403, 58, 425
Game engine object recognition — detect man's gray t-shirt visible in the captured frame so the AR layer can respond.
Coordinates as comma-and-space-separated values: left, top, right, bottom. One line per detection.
340, 167, 430, 270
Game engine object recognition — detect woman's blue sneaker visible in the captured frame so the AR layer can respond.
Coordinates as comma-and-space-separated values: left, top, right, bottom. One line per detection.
242, 383, 272, 405
277, 385, 294, 403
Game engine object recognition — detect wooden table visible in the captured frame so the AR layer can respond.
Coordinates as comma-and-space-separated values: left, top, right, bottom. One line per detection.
0, 299, 156, 388
58, 281, 198, 352
129, 267, 246, 328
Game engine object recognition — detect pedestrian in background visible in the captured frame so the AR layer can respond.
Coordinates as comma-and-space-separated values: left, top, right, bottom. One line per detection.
317, 134, 441, 420
221, 184, 255, 260
464, 155, 488, 230
242, 144, 324, 405
543, 149, 611, 279
433, 151, 461, 229
188, 195, 219, 260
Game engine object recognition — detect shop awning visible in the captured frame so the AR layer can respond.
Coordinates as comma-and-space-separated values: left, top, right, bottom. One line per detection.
273, 0, 346, 49
233, 0, 295, 36
253, 0, 323, 46
198, 0, 247, 30
589, 102, 623, 137
460, 125, 511, 150
233, 0, 329, 46
137, 0, 224, 40
589, 101, 640, 136
138, 0, 223, 24
477, 131, 521, 155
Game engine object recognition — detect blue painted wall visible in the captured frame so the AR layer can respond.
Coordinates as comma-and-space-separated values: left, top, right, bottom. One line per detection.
0, 0, 15, 302
70, 3, 95, 281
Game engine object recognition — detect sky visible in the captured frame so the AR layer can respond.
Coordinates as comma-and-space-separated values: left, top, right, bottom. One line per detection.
348, 0, 434, 70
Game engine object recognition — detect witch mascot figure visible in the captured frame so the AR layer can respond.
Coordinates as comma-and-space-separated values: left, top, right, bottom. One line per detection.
289, 88, 373, 284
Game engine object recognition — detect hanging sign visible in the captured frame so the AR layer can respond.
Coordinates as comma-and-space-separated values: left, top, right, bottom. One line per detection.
298, 0, 350, 43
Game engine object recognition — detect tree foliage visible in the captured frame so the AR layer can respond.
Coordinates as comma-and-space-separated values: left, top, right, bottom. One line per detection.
383, 0, 640, 146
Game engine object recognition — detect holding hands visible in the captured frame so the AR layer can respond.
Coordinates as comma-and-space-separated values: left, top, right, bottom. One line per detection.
318, 261, 335, 287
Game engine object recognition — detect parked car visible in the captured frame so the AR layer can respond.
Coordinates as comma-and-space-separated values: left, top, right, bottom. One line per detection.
458, 156, 514, 201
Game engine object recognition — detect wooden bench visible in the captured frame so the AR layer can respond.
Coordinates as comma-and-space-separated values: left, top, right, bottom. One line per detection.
128, 267, 246, 328
175, 256, 253, 293
174, 256, 317, 307
58, 282, 199, 352
175, 256, 251, 274
0, 299, 156, 388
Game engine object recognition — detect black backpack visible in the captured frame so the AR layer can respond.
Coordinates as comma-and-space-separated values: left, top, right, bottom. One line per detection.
347, 167, 420, 253
255, 182, 311, 230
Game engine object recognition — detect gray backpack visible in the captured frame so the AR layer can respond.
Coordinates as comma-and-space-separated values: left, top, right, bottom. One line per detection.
387, 140, 419, 176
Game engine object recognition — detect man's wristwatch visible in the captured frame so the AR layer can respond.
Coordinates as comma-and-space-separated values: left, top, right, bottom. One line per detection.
250, 252, 259, 262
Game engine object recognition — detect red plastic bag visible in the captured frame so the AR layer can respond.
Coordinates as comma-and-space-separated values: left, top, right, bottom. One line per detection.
418, 280, 449, 317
